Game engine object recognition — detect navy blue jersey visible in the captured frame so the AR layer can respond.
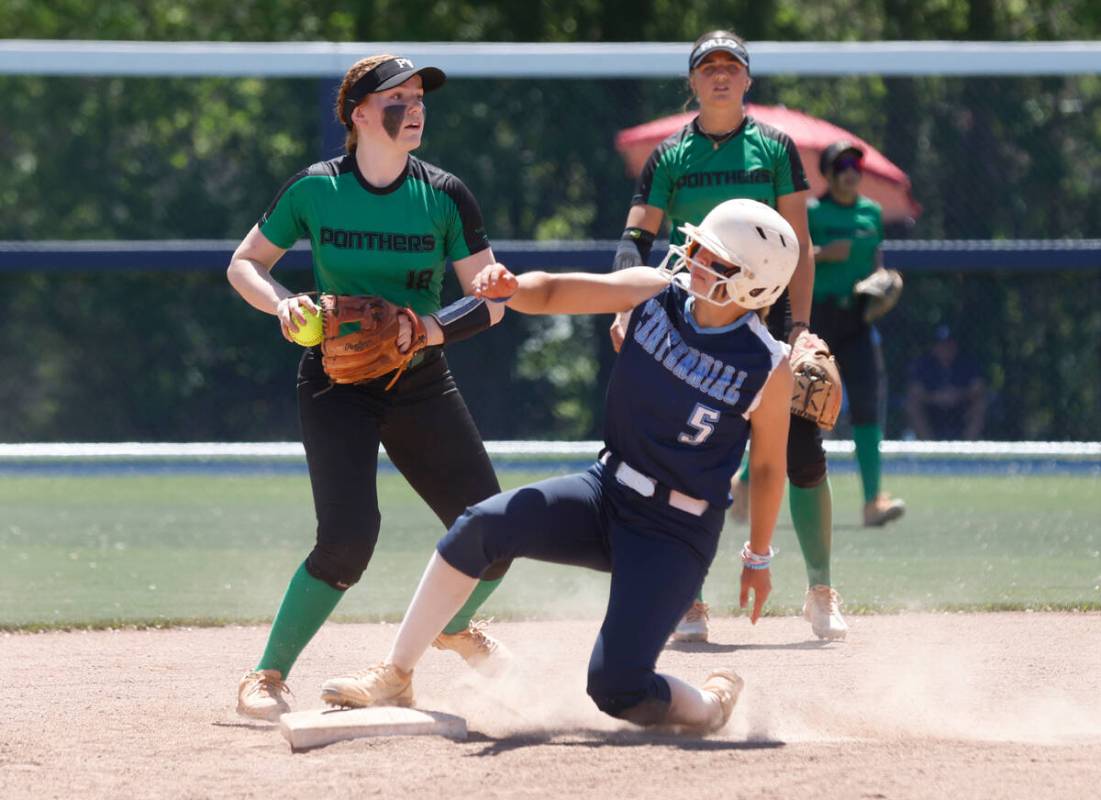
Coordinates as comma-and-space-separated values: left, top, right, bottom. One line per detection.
603, 281, 786, 507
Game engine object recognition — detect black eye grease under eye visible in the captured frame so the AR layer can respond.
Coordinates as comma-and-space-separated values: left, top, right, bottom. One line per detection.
382, 104, 407, 139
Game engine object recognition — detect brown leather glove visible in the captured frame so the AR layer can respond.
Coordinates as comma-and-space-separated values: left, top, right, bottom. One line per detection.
789, 332, 843, 430
319, 294, 427, 388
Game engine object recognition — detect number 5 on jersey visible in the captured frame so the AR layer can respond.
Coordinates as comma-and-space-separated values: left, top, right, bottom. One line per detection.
678, 403, 721, 445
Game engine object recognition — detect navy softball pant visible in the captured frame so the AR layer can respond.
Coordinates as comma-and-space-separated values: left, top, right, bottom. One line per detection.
437, 461, 725, 724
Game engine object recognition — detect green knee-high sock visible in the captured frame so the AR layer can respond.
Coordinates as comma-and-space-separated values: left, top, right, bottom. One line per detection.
852, 424, 883, 503
256, 561, 344, 677
442, 577, 502, 635
789, 479, 833, 588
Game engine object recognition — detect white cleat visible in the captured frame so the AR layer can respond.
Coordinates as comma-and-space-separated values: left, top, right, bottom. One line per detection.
864, 493, 906, 527
701, 669, 745, 734
670, 601, 710, 643
320, 661, 414, 709
236, 669, 291, 722
803, 585, 848, 641
432, 619, 512, 677
431, 620, 513, 677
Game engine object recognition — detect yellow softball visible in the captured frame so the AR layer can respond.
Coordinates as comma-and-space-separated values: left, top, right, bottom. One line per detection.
290, 307, 323, 347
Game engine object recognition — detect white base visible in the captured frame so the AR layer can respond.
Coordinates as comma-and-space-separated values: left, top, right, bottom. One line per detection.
279, 706, 467, 751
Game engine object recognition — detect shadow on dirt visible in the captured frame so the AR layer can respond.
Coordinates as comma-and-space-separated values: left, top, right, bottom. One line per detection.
464, 729, 785, 757
210, 720, 279, 731
664, 639, 835, 653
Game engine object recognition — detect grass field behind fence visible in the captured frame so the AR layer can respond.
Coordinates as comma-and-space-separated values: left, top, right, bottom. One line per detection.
1, 468, 1099, 629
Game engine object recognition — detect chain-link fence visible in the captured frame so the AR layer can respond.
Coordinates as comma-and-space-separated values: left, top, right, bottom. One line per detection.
1, 46, 1098, 442
4, 72, 1098, 240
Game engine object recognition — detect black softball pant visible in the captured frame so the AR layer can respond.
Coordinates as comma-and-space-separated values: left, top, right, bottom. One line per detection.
297, 347, 503, 590
813, 299, 884, 426
769, 295, 829, 488
437, 461, 725, 724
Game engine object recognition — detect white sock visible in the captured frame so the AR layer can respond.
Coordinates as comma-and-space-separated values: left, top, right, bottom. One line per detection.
387, 552, 478, 672
661, 673, 721, 728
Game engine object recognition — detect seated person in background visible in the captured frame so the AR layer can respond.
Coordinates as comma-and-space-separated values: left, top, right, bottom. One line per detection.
905, 325, 987, 440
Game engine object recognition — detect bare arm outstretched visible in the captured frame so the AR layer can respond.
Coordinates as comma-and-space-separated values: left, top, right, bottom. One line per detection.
471, 263, 668, 317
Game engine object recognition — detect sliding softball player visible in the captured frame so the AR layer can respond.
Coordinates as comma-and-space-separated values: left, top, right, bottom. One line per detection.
610, 30, 847, 641
320, 199, 796, 733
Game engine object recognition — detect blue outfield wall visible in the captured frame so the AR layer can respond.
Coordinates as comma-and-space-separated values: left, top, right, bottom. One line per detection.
1, 239, 1100, 273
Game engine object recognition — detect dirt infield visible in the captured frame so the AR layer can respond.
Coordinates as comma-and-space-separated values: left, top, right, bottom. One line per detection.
4, 612, 1100, 799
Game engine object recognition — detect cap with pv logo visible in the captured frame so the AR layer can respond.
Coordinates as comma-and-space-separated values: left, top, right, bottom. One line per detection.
342, 57, 447, 127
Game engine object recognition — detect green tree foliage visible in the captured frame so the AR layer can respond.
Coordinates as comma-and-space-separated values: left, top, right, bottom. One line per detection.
0, 0, 1098, 440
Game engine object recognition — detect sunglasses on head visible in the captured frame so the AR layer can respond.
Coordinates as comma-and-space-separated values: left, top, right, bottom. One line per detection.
833, 156, 863, 173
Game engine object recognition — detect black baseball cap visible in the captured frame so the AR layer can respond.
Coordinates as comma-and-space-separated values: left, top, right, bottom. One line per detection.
819, 140, 865, 175
689, 36, 751, 71
342, 57, 447, 128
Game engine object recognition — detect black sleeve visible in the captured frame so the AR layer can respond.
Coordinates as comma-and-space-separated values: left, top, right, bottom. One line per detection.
441, 174, 491, 259
629, 136, 679, 210
780, 133, 810, 193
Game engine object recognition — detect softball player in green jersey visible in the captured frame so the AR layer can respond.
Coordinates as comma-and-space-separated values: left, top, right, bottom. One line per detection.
228, 54, 512, 721
810, 141, 905, 528
610, 31, 847, 642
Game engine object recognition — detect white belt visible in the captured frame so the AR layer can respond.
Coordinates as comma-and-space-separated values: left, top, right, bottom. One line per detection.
600, 452, 709, 517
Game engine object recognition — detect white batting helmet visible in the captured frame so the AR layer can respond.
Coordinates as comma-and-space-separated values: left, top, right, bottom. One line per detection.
657, 198, 799, 309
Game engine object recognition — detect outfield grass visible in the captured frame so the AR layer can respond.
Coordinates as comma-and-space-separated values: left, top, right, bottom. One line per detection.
1, 468, 1098, 629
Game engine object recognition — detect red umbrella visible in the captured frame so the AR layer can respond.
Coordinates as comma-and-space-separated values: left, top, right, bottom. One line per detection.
614, 104, 922, 224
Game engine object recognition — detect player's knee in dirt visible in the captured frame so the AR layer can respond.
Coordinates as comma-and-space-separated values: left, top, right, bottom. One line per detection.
586, 659, 672, 723
586, 679, 669, 725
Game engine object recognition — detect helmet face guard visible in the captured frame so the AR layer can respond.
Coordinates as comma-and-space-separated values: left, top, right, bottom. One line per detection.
656, 200, 798, 311
657, 233, 743, 308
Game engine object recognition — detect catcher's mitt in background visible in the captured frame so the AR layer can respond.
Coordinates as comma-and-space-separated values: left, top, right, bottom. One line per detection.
790, 333, 843, 430
319, 294, 427, 387
854, 268, 903, 323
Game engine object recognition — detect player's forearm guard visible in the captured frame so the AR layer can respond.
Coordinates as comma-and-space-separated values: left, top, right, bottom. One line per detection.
613, 227, 656, 270
430, 294, 493, 344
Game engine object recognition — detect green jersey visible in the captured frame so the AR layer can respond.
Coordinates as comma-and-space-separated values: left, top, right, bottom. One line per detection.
632, 116, 809, 246
259, 154, 490, 315
807, 193, 884, 302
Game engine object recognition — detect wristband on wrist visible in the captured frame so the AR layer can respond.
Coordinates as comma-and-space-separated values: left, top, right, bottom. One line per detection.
741, 541, 775, 570
429, 295, 493, 344
613, 227, 656, 270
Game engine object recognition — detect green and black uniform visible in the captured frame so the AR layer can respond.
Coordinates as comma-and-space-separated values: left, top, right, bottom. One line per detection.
634, 117, 806, 247
253, 154, 504, 678
260, 154, 489, 315
633, 116, 834, 588
809, 192, 886, 504
808, 194, 884, 304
